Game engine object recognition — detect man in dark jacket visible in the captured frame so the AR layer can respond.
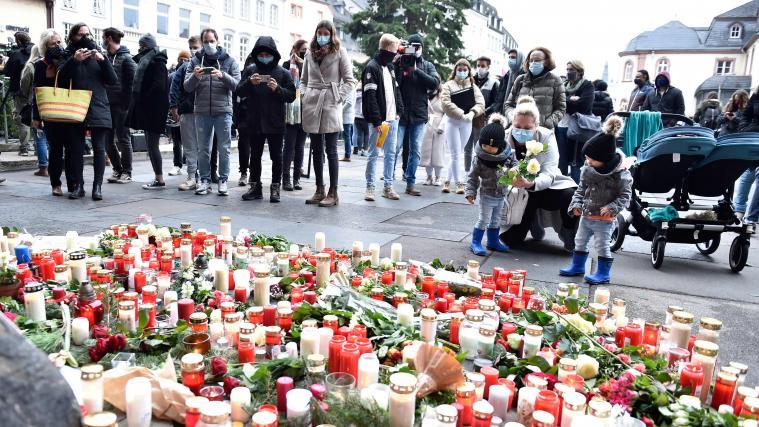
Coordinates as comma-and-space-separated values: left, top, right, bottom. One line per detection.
642, 71, 685, 124
363, 33, 405, 201
494, 49, 524, 115
102, 27, 137, 184
627, 69, 654, 112
592, 79, 614, 120
393, 33, 439, 196
4, 32, 34, 155
693, 91, 721, 130
171, 36, 202, 191
464, 56, 500, 173
235, 36, 296, 203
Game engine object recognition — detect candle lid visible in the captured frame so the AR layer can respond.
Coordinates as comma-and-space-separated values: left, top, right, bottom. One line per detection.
69, 251, 86, 260
118, 300, 135, 310
420, 308, 437, 321
189, 312, 208, 324
278, 307, 293, 317
181, 238, 192, 246
142, 284, 156, 294
693, 340, 719, 357
185, 396, 209, 410
200, 401, 230, 423
699, 317, 722, 331
744, 397, 759, 413
525, 324, 544, 336
553, 382, 572, 398
181, 352, 204, 371
563, 391, 587, 410
237, 322, 254, 335
721, 366, 741, 377
558, 283, 569, 292
435, 404, 458, 423
473, 400, 494, 417
738, 386, 759, 399
465, 309, 484, 322
81, 364, 104, 380
466, 372, 485, 386
667, 305, 685, 314
323, 314, 338, 323
729, 361, 749, 374
23, 282, 43, 293
247, 306, 264, 314
645, 320, 661, 329
455, 382, 475, 397
523, 286, 535, 294
478, 299, 496, 311
265, 326, 281, 337
307, 353, 326, 366
612, 298, 626, 307
526, 375, 548, 389
559, 358, 577, 370
588, 399, 612, 417
160, 254, 173, 261
220, 216, 231, 223
251, 411, 277, 424
717, 372, 738, 383
588, 302, 608, 315
672, 311, 694, 324
262, 245, 274, 253
6, 231, 18, 238
224, 312, 243, 323
254, 268, 270, 278
82, 412, 117, 427
531, 410, 555, 427
478, 325, 496, 337
316, 253, 331, 261
386, 372, 416, 394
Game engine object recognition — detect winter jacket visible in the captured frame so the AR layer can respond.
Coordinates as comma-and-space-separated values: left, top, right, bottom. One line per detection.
104, 46, 136, 111
235, 36, 296, 135
628, 81, 654, 112
504, 71, 566, 129
717, 110, 743, 135
282, 58, 303, 125
170, 60, 194, 114
394, 56, 440, 125
440, 77, 486, 120
642, 72, 685, 116
58, 47, 118, 128
474, 72, 500, 115
17, 60, 36, 108
569, 151, 633, 218
361, 54, 404, 127
693, 99, 721, 129
184, 47, 241, 115
592, 91, 614, 121
565, 79, 594, 115
494, 51, 525, 114
300, 46, 357, 134
31, 59, 64, 120
3, 44, 33, 93
342, 85, 356, 124
740, 93, 759, 132
465, 143, 516, 199
505, 126, 576, 192
421, 94, 446, 168
128, 47, 169, 133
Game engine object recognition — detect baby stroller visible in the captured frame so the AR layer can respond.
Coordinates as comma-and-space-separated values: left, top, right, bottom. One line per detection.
609, 112, 758, 272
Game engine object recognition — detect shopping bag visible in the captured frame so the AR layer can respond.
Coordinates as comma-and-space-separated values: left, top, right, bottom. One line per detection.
34, 72, 92, 123
376, 121, 390, 148
501, 186, 530, 226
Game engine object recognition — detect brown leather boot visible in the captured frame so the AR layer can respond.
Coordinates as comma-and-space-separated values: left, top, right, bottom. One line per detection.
305, 185, 326, 204
319, 187, 339, 207
34, 166, 48, 177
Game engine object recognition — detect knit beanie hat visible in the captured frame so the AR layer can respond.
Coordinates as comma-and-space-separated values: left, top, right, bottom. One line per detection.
408, 33, 424, 46
582, 116, 623, 163
139, 33, 157, 50
479, 115, 507, 154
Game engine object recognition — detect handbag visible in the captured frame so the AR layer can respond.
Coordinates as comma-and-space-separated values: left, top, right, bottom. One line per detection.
566, 112, 602, 143
34, 71, 92, 123
501, 186, 530, 226
472, 113, 486, 129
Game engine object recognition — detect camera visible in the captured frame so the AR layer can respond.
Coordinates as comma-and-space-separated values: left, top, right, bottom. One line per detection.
398, 41, 421, 70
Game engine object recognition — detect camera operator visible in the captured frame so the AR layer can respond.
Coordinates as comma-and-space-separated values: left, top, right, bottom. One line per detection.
393, 33, 440, 196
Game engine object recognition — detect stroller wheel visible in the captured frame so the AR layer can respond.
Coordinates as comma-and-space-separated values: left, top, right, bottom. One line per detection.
610, 213, 628, 253
651, 237, 666, 269
695, 236, 721, 255
729, 236, 750, 273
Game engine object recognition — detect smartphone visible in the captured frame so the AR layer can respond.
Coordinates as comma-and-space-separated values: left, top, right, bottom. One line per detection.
259, 75, 271, 83
202, 67, 215, 75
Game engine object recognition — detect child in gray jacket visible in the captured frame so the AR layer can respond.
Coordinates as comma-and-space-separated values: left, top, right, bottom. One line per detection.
465, 115, 516, 255
560, 116, 633, 284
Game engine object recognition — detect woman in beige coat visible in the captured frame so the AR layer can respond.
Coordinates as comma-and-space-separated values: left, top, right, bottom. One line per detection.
420, 85, 446, 185
440, 58, 485, 194
300, 20, 357, 207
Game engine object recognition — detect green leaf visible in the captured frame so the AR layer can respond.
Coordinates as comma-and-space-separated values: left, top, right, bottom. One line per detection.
522, 309, 553, 326
565, 297, 580, 314
137, 307, 149, 332
524, 355, 551, 372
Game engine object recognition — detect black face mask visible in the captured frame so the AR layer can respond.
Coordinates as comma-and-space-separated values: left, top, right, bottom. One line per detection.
633, 78, 643, 87
45, 45, 64, 62
378, 49, 395, 65
297, 51, 306, 59
75, 35, 98, 50
655, 77, 668, 88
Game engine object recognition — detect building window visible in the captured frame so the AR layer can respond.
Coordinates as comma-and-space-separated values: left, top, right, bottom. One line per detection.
179, 9, 191, 38
93, 0, 104, 15
240, 0, 250, 20
270, 5, 279, 26
200, 13, 211, 30
656, 58, 669, 74
223, 33, 233, 52
124, 0, 139, 28
63, 23, 73, 37
730, 24, 742, 39
92, 28, 102, 42
224, 0, 233, 15
291, 4, 303, 18
256, 1, 265, 22
63, 0, 76, 9
623, 60, 633, 81
239, 36, 249, 62
716, 59, 735, 75
157, 3, 169, 35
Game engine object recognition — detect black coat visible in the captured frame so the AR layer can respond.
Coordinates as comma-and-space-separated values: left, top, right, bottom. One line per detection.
58, 47, 118, 128
740, 93, 759, 132
128, 48, 169, 133
31, 59, 68, 119
592, 91, 614, 120
104, 46, 136, 111
362, 54, 405, 127
565, 79, 594, 115
394, 56, 439, 125
3, 44, 33, 93
234, 36, 296, 134
642, 86, 685, 116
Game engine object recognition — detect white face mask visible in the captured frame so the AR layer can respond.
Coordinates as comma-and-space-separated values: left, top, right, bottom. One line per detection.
477, 67, 488, 77
203, 42, 217, 55
414, 47, 422, 58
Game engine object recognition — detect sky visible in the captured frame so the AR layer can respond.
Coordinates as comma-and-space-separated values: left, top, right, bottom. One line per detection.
493, 0, 750, 80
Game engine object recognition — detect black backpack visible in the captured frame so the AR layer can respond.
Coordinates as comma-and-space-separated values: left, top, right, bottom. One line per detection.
700, 106, 719, 130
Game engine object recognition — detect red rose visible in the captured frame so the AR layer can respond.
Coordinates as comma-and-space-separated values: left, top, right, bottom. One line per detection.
108, 334, 126, 352
642, 417, 654, 427
213, 290, 224, 301
195, 304, 205, 313
88, 346, 103, 362
207, 298, 217, 309
95, 337, 109, 355
211, 356, 227, 376
92, 324, 109, 339
223, 376, 240, 395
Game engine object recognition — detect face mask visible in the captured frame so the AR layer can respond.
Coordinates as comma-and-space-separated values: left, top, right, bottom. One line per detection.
456, 70, 468, 80
477, 67, 488, 78
414, 48, 422, 58
101, 40, 109, 51
529, 61, 544, 75
633, 78, 642, 87
257, 55, 273, 64
190, 48, 198, 55
297, 51, 306, 59
508, 58, 517, 68
566, 70, 577, 81
655, 76, 668, 88
76, 36, 97, 50
316, 35, 330, 47
45, 45, 64, 62
203, 42, 217, 55
512, 128, 534, 143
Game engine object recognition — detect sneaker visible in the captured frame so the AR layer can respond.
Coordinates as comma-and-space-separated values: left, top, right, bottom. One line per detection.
168, 166, 183, 176
238, 174, 248, 187
364, 187, 375, 201
195, 181, 209, 195
218, 180, 228, 196
142, 180, 166, 190
423, 176, 433, 186
442, 181, 451, 193
107, 171, 121, 183
339, 157, 351, 162
117, 174, 132, 184
360, 150, 367, 157
455, 183, 465, 194
178, 179, 197, 191
382, 186, 400, 200
433, 177, 441, 186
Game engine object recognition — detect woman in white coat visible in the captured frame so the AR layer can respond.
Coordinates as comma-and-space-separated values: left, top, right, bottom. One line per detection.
300, 20, 357, 207
420, 85, 446, 185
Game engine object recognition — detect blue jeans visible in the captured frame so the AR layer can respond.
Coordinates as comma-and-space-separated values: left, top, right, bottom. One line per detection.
734, 168, 757, 214
195, 113, 232, 183
475, 194, 504, 230
746, 167, 759, 222
342, 123, 354, 157
365, 119, 398, 189
574, 217, 614, 258
33, 128, 48, 167
396, 122, 425, 187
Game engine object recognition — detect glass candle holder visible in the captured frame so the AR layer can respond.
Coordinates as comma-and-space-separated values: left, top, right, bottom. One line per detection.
326, 372, 356, 400
183, 333, 211, 355
189, 312, 209, 333
181, 353, 205, 395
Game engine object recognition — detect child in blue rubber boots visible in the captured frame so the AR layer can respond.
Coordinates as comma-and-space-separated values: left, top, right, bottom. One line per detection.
560, 116, 632, 284
465, 115, 516, 255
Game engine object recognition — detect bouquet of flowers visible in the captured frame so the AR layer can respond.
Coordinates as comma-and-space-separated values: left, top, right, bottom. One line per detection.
498, 140, 547, 186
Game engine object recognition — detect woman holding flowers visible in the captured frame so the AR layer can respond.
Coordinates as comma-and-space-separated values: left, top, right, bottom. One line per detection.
498, 96, 578, 250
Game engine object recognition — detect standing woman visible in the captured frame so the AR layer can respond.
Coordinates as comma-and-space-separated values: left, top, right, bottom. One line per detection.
420, 84, 446, 186
557, 59, 594, 182
440, 59, 485, 194
128, 34, 169, 190
300, 21, 357, 207
503, 47, 566, 130
282, 40, 308, 191
58, 23, 117, 200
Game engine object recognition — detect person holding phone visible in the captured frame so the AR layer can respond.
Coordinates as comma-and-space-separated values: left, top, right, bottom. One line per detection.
281, 39, 308, 192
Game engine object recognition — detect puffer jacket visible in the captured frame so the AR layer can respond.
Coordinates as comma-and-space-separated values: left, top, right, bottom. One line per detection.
504, 71, 566, 129
642, 72, 685, 116
170, 60, 194, 114
184, 47, 241, 115
568, 151, 633, 217
592, 91, 614, 121
105, 46, 136, 110
440, 77, 485, 120
693, 98, 721, 128
58, 46, 118, 128
465, 143, 516, 198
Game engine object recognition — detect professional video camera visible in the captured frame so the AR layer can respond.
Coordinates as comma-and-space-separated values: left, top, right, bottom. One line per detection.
397, 40, 421, 70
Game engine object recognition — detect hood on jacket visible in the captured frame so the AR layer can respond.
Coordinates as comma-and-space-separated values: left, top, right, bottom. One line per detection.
249, 36, 281, 70
113, 45, 131, 56
655, 71, 671, 88
508, 50, 524, 74
701, 98, 721, 109
134, 47, 167, 64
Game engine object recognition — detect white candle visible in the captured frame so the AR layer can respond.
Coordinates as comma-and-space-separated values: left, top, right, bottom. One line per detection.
286, 389, 312, 421
315, 253, 331, 286
277, 256, 290, 277
128, 246, 142, 270
72, 317, 90, 345
390, 243, 402, 262
125, 377, 152, 427
389, 372, 417, 427
300, 327, 320, 357
467, 260, 480, 280
66, 231, 78, 251
369, 243, 380, 266
459, 327, 480, 359
362, 383, 391, 410
220, 216, 232, 238
0, 235, 8, 253
214, 265, 229, 293
315, 232, 326, 252
489, 384, 510, 420
254, 266, 270, 306
233, 269, 251, 291
357, 352, 380, 389
221, 238, 233, 265
286, 342, 299, 357
593, 288, 610, 305
180, 244, 192, 268
318, 327, 333, 358
230, 386, 251, 423
81, 364, 104, 414
420, 308, 437, 343
118, 301, 137, 333
289, 243, 299, 256
167, 302, 178, 327
163, 290, 178, 307
69, 252, 87, 283
561, 391, 586, 427
397, 303, 414, 328
23, 283, 47, 321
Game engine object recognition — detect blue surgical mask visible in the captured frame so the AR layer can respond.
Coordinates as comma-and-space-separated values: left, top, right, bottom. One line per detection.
512, 128, 534, 143
203, 42, 217, 55
508, 58, 517, 68
257, 55, 273, 64
456, 70, 468, 80
529, 61, 544, 75
316, 35, 330, 47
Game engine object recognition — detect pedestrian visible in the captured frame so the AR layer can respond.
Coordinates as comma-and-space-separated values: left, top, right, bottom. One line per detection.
171, 36, 202, 191
394, 33, 440, 196
465, 115, 515, 256
184, 28, 241, 196
58, 22, 118, 200
504, 47, 566, 130
282, 39, 308, 192
18, 45, 49, 176
739, 86, 759, 225
493, 49, 524, 115
167, 50, 191, 178
420, 84, 446, 186
693, 91, 721, 130
236, 36, 296, 203
128, 34, 169, 190
464, 56, 499, 174
300, 20, 357, 207
440, 58, 485, 194
592, 80, 614, 121
627, 70, 654, 112
642, 71, 685, 122
4, 32, 34, 156
723, 90, 752, 219
339, 84, 356, 161
560, 116, 632, 284
234, 50, 255, 187
102, 27, 136, 185
557, 59, 594, 182
353, 82, 369, 156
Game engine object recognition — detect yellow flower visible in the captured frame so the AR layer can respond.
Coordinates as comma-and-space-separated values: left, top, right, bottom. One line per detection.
526, 158, 541, 175
526, 140, 544, 156
576, 354, 599, 379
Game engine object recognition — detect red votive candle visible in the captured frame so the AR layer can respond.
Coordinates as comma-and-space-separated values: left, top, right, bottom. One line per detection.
381, 271, 393, 285
351, 276, 363, 287
263, 305, 277, 326
329, 335, 347, 373
680, 363, 704, 396
501, 322, 517, 339
134, 271, 146, 293
234, 287, 248, 303
51, 249, 64, 265
304, 291, 317, 304
480, 366, 499, 399
356, 337, 372, 354
534, 390, 560, 426
337, 326, 351, 337
436, 282, 449, 298
178, 299, 195, 322
350, 324, 367, 338
40, 257, 56, 281
615, 327, 626, 348
434, 297, 448, 313
340, 342, 360, 379
290, 286, 304, 304
711, 372, 738, 409
421, 276, 436, 299
276, 377, 294, 413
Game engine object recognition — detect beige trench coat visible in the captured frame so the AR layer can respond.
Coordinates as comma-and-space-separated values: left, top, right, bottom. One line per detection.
421, 94, 447, 168
300, 47, 357, 134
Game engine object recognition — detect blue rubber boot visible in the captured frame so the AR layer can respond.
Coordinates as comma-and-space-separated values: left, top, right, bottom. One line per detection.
486, 228, 510, 252
470, 228, 487, 256
559, 251, 588, 276
585, 256, 613, 284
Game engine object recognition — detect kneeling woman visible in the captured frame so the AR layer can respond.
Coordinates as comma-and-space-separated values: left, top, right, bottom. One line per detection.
499, 96, 578, 249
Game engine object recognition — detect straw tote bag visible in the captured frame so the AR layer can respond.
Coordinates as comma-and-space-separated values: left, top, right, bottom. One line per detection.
34, 71, 92, 123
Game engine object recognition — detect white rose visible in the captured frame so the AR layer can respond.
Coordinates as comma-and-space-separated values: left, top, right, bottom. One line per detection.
526, 158, 541, 175
576, 354, 599, 379
182, 271, 194, 279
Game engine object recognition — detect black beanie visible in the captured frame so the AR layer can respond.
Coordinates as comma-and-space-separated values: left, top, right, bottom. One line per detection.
582, 116, 623, 163
408, 34, 424, 46
479, 122, 506, 153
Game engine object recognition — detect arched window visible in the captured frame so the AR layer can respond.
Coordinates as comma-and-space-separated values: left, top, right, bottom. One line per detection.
730, 23, 742, 39
623, 60, 633, 81
656, 58, 670, 74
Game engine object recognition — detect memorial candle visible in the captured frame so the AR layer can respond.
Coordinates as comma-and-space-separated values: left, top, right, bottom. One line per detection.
711, 372, 738, 409
456, 382, 476, 425
340, 342, 361, 379
390, 242, 402, 262
276, 376, 294, 412
230, 386, 251, 423
184, 396, 207, 427
534, 390, 560, 426
680, 363, 705, 397
389, 373, 417, 427
314, 232, 326, 252
263, 305, 276, 326
23, 283, 46, 322
357, 352, 380, 389
560, 391, 586, 427
644, 321, 661, 349
126, 377, 152, 427
181, 353, 205, 395
300, 327, 320, 357
254, 267, 270, 307
178, 299, 195, 322
318, 327, 333, 357
369, 243, 380, 266
119, 300, 137, 332
71, 316, 90, 345
329, 335, 347, 373
472, 400, 494, 427
286, 389, 312, 422
481, 367, 499, 399
315, 253, 331, 286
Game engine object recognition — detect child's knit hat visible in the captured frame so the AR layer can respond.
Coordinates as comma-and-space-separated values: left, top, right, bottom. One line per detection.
582, 116, 623, 163
479, 114, 507, 154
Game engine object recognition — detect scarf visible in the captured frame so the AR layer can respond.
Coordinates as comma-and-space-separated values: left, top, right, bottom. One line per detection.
565, 78, 586, 97
132, 48, 157, 95
311, 44, 333, 64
